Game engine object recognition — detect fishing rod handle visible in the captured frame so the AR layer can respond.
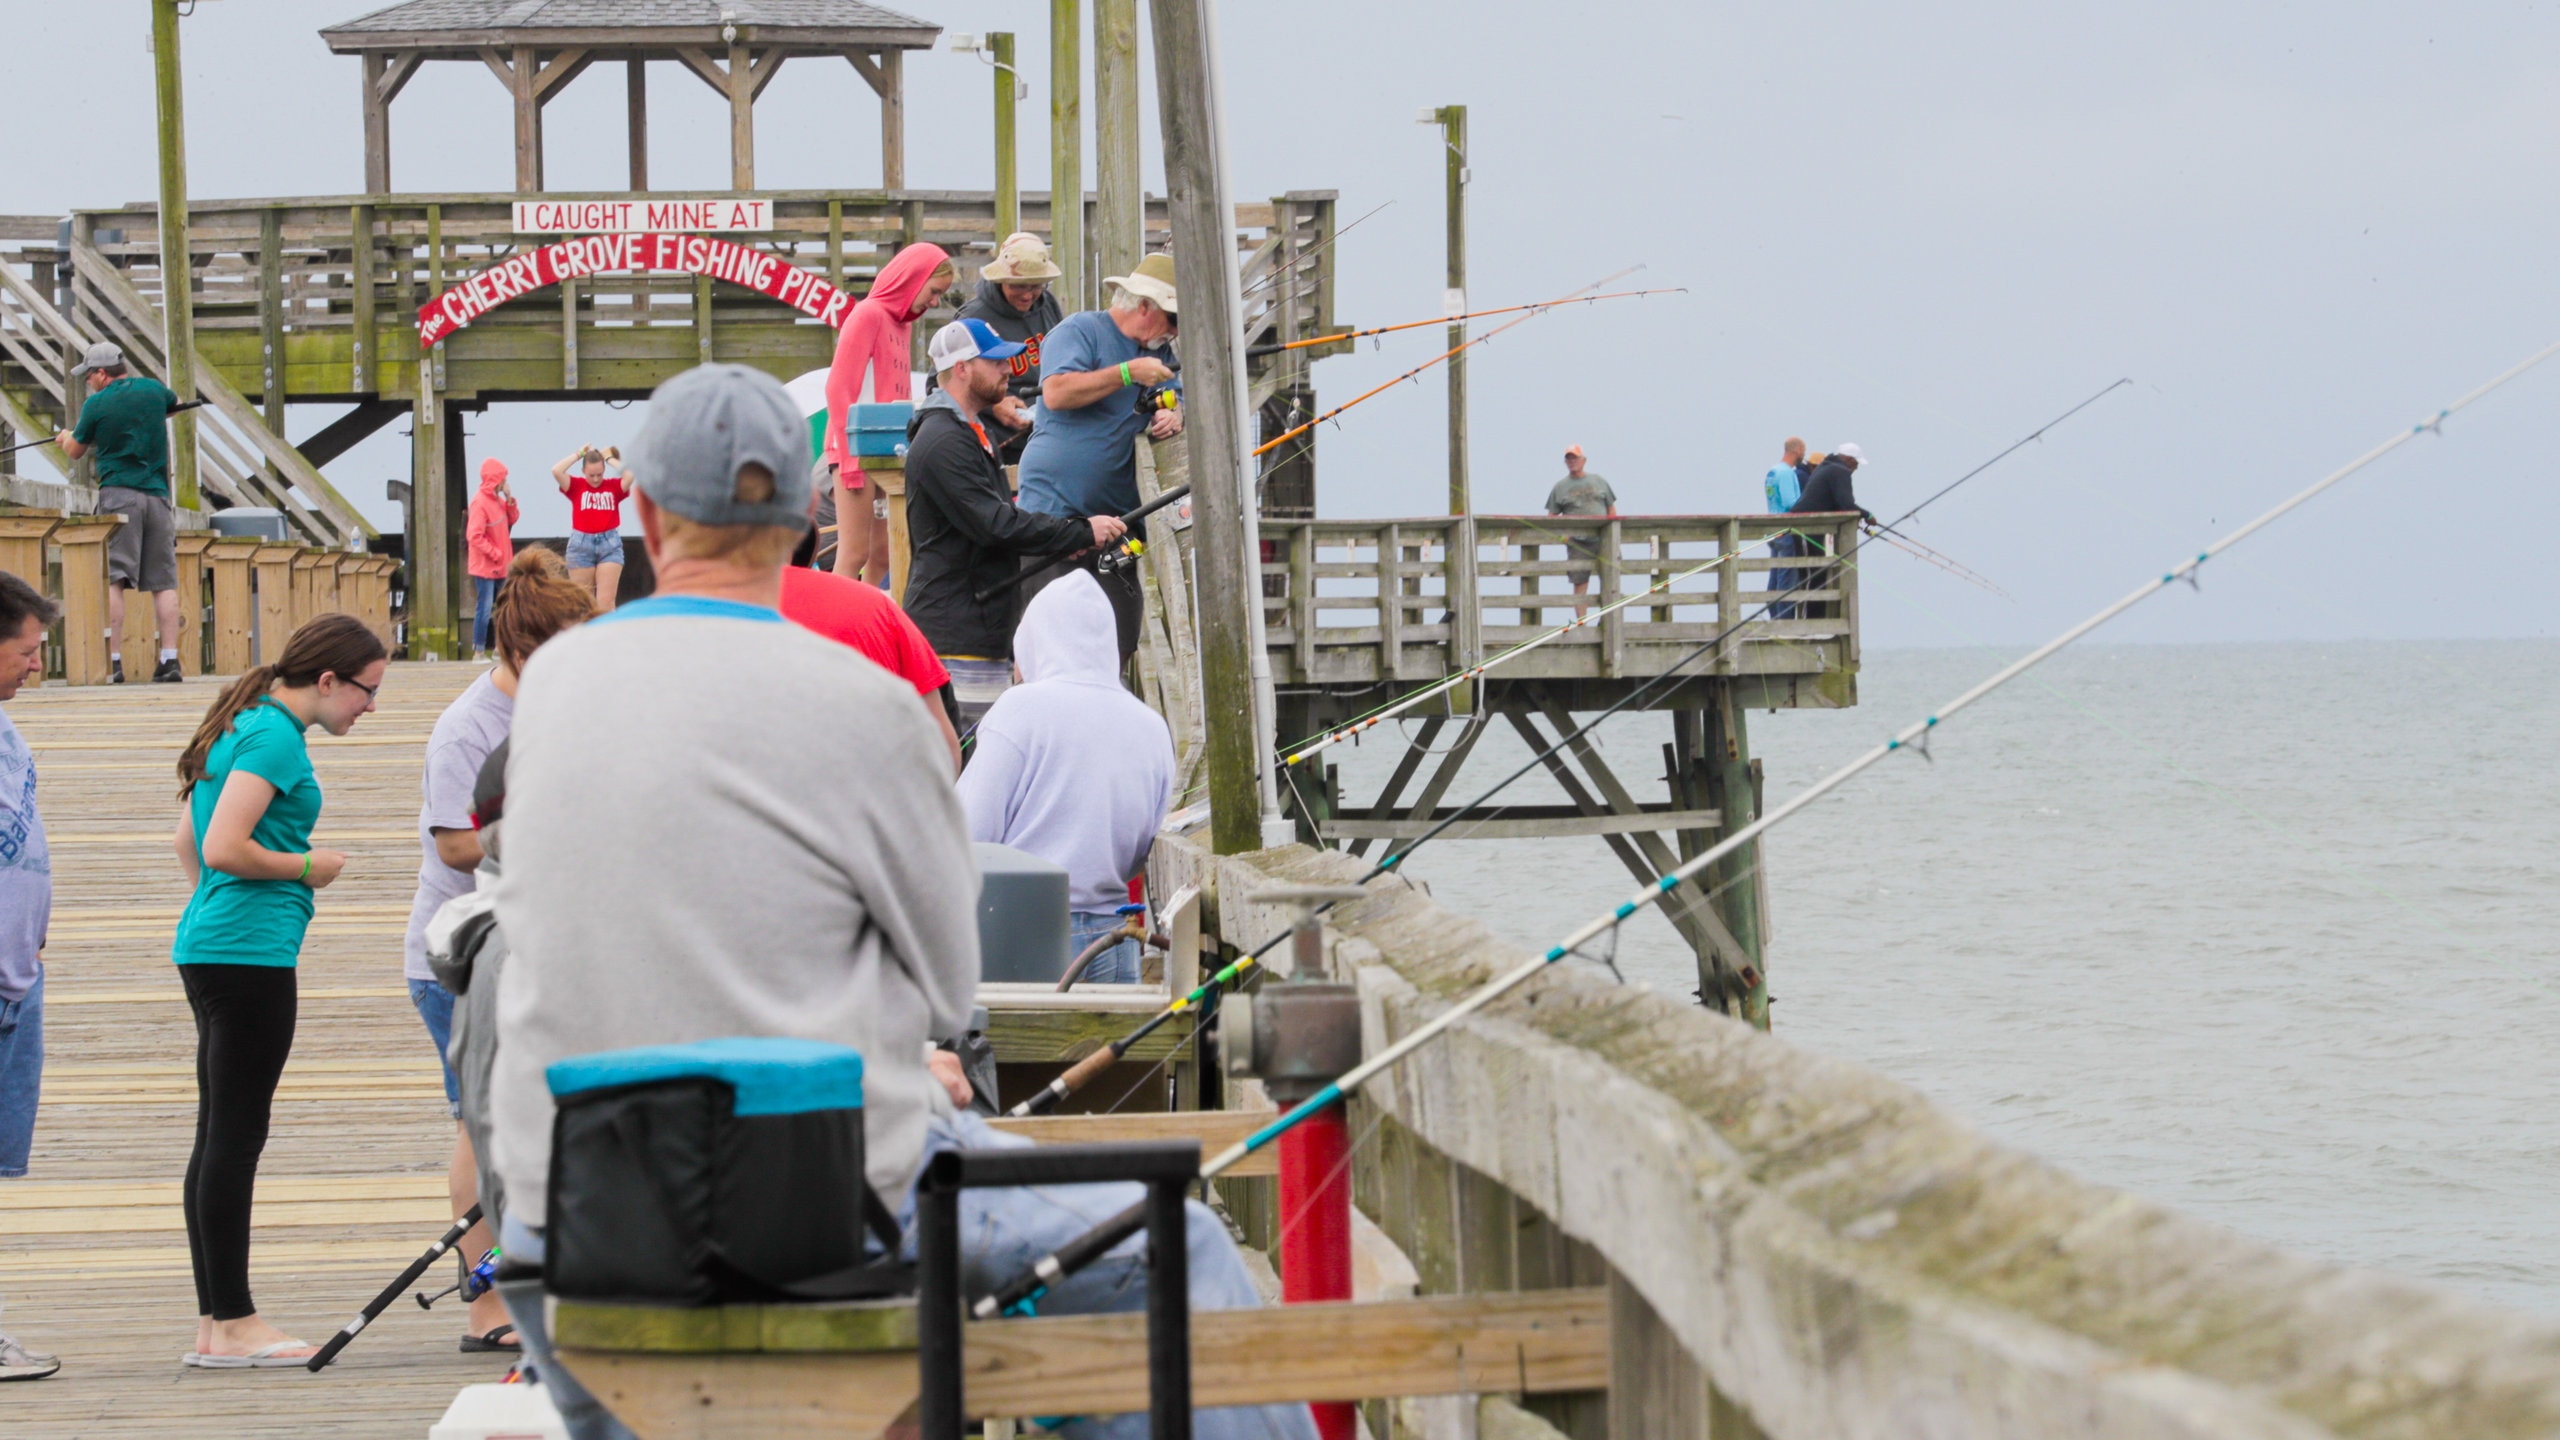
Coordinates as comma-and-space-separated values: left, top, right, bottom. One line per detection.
975, 1198, 1150, 1318
305, 1205, 480, 1371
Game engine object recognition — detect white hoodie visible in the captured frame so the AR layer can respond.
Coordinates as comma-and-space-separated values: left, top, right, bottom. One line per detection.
957, 572, 1175, 912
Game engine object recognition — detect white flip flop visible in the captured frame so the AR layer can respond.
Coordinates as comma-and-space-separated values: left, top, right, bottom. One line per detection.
182, 1340, 315, 1369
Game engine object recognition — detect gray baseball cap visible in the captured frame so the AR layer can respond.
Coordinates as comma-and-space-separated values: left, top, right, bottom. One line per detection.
628, 364, 813, 532
70, 341, 125, 376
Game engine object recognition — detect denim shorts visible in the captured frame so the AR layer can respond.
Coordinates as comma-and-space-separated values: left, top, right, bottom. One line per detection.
565, 529, 625, 570
408, 977, 461, 1117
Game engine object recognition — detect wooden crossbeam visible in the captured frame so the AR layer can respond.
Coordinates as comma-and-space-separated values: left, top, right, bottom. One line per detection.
556, 1288, 1608, 1435
987, 1109, 1278, 1177
671, 45, 734, 97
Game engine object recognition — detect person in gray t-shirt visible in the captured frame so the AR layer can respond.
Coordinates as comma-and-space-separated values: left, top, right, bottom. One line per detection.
0, 570, 64, 1380
1542, 443, 1618, 620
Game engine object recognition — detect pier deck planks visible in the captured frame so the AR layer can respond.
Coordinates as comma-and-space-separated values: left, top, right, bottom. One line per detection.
3, 664, 503, 1437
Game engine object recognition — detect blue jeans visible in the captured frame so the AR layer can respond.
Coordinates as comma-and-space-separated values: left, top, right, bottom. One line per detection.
1070, 911, 1141, 986
1764, 531, 1804, 620
498, 1112, 1315, 1440
0, 970, 41, 1177
472, 576, 500, 651
408, 977, 461, 1117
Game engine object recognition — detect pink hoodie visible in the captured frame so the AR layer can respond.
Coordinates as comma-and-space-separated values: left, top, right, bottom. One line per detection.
822, 242, 950, 480
466, 458, 519, 580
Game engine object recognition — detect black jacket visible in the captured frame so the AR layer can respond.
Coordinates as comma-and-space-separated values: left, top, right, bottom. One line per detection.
900, 395, 1090, 658
955, 278, 1063, 408
1790, 458, 1871, 531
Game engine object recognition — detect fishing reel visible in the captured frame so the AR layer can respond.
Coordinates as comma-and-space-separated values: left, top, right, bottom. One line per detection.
1133, 380, 1178, 418
415, 1245, 503, 1311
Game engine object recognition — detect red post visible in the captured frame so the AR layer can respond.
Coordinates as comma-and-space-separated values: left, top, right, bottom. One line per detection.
1277, 1098, 1355, 1440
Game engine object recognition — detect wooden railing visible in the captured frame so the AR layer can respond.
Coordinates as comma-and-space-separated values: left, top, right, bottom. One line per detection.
1259, 512, 1861, 689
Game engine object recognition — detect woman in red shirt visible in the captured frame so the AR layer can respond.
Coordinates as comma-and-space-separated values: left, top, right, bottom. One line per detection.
550, 445, 631, 612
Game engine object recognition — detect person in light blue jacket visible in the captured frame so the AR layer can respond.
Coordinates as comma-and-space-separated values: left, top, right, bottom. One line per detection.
1764, 437, 1809, 618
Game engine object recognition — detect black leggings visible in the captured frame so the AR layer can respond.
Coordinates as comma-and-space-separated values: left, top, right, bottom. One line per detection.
180, 963, 297, 1321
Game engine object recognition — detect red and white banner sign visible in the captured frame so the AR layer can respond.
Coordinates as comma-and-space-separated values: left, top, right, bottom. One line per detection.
511, 198, 773, 233
416, 232, 852, 348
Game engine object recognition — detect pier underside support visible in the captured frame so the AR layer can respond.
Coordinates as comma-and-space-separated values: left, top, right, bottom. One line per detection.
1286, 680, 1772, 1025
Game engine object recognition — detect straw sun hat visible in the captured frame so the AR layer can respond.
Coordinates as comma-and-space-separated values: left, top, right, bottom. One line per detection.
1103, 252, 1179, 313
980, 232, 1063, 282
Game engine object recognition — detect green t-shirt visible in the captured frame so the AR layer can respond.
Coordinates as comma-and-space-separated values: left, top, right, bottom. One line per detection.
70, 376, 177, 497
173, 699, 321, 967
1545, 471, 1616, 518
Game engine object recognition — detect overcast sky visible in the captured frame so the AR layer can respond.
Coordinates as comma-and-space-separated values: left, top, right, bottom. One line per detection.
12, 2, 2557, 648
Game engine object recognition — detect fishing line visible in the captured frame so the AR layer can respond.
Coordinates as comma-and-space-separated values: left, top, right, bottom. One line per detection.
1012, 385, 2120, 1119
1251, 265, 1658, 460
1240, 200, 1396, 299
972, 346, 2553, 1316
1246, 289, 1688, 358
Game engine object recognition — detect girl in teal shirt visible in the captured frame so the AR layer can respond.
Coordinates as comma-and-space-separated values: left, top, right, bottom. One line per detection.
170, 613, 386, 1367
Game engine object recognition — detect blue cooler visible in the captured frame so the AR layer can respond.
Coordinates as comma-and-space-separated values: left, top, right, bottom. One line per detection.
543, 1037, 907, 1304
854, 401, 913, 458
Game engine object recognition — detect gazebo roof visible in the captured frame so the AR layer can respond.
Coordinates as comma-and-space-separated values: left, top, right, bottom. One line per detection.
321, 1, 941, 53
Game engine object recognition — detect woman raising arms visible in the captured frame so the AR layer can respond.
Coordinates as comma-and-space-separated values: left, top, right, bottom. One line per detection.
170, 615, 387, 1367
550, 445, 631, 612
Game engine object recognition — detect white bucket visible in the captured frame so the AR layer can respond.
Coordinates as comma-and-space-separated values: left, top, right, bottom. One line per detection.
428, 1381, 568, 1440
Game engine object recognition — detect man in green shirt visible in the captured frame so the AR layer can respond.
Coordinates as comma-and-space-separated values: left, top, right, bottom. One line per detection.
1543, 443, 1618, 620
54, 343, 182, 683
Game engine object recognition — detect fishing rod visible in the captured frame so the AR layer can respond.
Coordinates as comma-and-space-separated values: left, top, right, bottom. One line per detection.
307, 1204, 484, 1370
1246, 289, 1688, 358
1868, 526, 2012, 599
970, 483, 1192, 605
0, 398, 209, 458
1007, 382, 2128, 1119
978, 344, 2558, 1321
1252, 265, 1655, 461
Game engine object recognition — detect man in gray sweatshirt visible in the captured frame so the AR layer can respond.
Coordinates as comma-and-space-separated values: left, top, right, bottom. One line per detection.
486, 365, 1310, 1440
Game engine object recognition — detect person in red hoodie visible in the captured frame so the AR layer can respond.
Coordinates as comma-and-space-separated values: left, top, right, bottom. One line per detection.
822, 243, 955, 588
465, 458, 518, 659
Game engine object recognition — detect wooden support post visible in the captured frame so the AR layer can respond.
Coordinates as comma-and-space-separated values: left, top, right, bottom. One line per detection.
1435, 105, 1468, 516
251, 543, 295, 664
695, 275, 716, 364
727, 39, 756, 190
363, 53, 392, 193
53, 518, 123, 685
626, 58, 649, 191
407, 392, 452, 658
0, 517, 58, 593
206, 536, 257, 674
1706, 684, 1768, 1028
991, 33, 1019, 237
1598, 516, 1623, 677
350, 204, 376, 394
1051, 0, 1085, 312
561, 277, 579, 388
511, 44, 544, 193
174, 532, 212, 675
258, 209, 285, 440
153, 0, 200, 512
290, 550, 327, 632
879, 48, 905, 190
426, 204, 445, 391
827, 199, 844, 289
1718, 516, 1742, 674
1093, 0, 1142, 281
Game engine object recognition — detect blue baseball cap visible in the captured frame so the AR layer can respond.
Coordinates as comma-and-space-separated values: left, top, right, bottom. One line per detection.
927, 317, 1028, 370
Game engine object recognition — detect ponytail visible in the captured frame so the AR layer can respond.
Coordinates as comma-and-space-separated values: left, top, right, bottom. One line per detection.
490, 545, 596, 675
178, 666, 277, 798
176, 613, 388, 798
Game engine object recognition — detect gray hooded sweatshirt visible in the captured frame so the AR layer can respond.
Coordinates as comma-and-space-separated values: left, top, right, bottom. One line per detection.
956, 572, 1175, 914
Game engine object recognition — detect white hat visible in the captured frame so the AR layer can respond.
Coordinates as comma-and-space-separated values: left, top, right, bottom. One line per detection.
1834, 442, 1865, 462
1102, 252, 1179, 314
927, 317, 1029, 372
980, 232, 1062, 282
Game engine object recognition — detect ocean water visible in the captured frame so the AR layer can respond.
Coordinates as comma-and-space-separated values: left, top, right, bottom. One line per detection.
1323, 640, 2560, 1317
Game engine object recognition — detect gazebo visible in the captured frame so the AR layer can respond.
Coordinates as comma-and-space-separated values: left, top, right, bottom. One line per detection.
321, 1, 943, 195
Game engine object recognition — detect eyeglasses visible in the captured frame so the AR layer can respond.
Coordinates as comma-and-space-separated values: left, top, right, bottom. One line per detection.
341, 675, 380, 702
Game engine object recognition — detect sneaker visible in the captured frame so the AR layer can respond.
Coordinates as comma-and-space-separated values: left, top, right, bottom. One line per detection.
152, 657, 184, 683
0, 1330, 60, 1382
108, 659, 124, 684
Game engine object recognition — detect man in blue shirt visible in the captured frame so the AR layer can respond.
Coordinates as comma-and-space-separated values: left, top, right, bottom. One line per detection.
1015, 253, 1186, 658
1763, 436, 1807, 619
0, 569, 63, 1381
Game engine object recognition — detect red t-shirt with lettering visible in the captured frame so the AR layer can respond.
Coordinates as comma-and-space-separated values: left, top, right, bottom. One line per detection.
778, 567, 952, 697
567, 473, 629, 534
